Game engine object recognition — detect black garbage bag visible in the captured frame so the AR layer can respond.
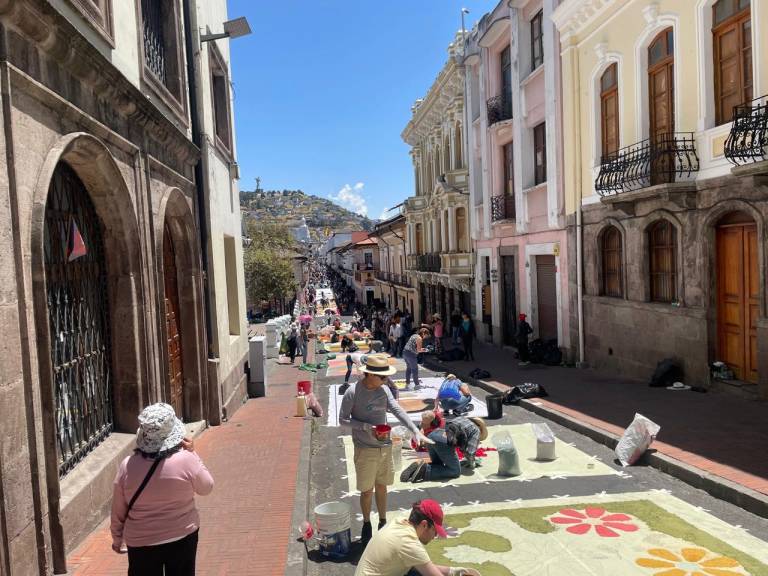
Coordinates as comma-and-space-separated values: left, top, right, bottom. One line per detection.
528, 339, 545, 363
649, 358, 683, 388
502, 382, 548, 405
543, 339, 562, 366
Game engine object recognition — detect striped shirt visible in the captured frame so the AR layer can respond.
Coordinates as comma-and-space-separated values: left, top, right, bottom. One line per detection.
446, 417, 480, 457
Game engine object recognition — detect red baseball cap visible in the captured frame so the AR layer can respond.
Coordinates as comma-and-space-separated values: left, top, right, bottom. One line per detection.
416, 499, 447, 537
519, 313, 527, 320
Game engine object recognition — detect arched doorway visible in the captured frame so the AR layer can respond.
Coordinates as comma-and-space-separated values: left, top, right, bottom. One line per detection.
163, 223, 185, 417
44, 162, 114, 477
716, 211, 758, 382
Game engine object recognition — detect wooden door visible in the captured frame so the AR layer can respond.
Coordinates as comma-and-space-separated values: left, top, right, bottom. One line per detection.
717, 223, 758, 382
536, 255, 558, 342
502, 255, 517, 346
163, 224, 185, 417
648, 28, 675, 185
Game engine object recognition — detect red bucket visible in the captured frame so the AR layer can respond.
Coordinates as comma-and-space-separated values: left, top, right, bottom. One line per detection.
297, 380, 312, 395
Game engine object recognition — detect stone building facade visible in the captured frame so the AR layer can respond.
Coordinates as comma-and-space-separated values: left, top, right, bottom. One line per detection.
554, 0, 768, 397
402, 32, 473, 325
0, 0, 246, 573
371, 214, 418, 318
464, 0, 570, 350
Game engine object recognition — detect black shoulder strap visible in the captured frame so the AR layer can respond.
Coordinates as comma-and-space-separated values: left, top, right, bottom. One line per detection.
126, 458, 161, 518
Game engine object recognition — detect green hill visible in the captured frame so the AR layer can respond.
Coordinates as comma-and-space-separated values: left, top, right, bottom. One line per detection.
240, 189, 375, 243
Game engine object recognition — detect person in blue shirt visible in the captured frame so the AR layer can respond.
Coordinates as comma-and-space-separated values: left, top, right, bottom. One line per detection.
436, 375, 473, 415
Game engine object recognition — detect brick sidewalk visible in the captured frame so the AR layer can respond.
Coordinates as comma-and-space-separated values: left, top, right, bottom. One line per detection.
427, 338, 768, 497
66, 358, 310, 575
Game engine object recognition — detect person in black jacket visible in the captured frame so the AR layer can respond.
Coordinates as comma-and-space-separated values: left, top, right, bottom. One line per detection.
516, 313, 534, 365
459, 312, 475, 361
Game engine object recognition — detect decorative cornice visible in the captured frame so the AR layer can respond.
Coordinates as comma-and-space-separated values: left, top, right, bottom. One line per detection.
0, 0, 198, 166
552, 0, 618, 43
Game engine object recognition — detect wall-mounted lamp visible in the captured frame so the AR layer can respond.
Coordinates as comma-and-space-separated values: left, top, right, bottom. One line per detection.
200, 17, 252, 43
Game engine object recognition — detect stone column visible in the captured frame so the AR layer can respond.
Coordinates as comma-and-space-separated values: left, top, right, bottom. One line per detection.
440, 209, 448, 252
448, 206, 457, 252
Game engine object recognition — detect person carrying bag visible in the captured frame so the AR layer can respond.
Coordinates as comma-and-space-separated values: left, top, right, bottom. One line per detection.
110, 403, 214, 576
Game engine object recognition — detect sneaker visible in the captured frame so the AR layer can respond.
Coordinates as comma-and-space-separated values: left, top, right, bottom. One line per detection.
400, 461, 421, 482
360, 521, 372, 545
518, 361, 530, 367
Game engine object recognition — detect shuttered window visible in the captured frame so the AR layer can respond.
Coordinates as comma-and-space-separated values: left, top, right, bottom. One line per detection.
713, 0, 752, 125
649, 220, 677, 303
600, 63, 620, 156
533, 123, 547, 185
601, 226, 623, 298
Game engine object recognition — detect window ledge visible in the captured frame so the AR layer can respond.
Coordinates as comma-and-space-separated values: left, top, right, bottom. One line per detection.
520, 64, 545, 88
523, 182, 547, 194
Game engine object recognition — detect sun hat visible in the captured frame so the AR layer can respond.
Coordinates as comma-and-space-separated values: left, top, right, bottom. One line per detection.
468, 416, 488, 441
135, 403, 186, 454
359, 354, 397, 376
415, 499, 447, 537
667, 381, 691, 391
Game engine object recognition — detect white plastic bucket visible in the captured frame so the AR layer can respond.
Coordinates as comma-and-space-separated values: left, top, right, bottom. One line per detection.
314, 502, 351, 558
391, 436, 403, 471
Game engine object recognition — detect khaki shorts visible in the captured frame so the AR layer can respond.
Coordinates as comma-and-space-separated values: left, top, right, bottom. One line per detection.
354, 445, 394, 492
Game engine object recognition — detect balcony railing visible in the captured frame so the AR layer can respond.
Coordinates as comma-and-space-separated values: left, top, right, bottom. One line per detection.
486, 93, 512, 126
375, 271, 412, 288
491, 194, 515, 222
725, 95, 768, 165
414, 253, 441, 273
595, 133, 699, 196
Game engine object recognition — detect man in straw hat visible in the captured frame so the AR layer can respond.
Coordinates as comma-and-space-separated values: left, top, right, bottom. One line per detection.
340, 355, 435, 546
401, 415, 488, 483
355, 499, 475, 576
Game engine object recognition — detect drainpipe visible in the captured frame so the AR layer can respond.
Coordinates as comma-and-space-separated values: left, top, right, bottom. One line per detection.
573, 47, 586, 367
182, 0, 220, 423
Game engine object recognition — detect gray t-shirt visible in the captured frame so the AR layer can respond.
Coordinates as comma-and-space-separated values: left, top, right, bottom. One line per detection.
339, 381, 420, 448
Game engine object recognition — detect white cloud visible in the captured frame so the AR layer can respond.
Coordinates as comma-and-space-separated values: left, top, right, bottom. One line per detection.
330, 182, 368, 217
379, 207, 395, 221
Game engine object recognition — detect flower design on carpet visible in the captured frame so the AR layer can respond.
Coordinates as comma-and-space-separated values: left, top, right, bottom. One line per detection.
635, 547, 747, 576
549, 507, 639, 537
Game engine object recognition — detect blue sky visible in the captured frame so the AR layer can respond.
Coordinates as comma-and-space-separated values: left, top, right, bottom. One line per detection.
227, 0, 496, 221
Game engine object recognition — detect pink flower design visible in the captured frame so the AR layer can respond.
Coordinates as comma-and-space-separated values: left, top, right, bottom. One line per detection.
549, 507, 639, 537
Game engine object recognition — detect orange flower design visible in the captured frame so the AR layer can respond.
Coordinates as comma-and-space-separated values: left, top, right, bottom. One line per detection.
549, 507, 639, 537
636, 547, 746, 576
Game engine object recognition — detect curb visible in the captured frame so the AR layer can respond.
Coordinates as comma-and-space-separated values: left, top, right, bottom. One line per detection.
422, 357, 768, 520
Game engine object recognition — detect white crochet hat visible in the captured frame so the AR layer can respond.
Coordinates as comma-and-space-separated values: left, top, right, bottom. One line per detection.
135, 403, 186, 454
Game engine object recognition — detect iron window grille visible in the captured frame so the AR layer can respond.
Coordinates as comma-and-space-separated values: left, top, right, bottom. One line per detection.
491, 194, 516, 222
415, 254, 441, 273
595, 133, 700, 196
487, 94, 513, 125
45, 164, 114, 477
142, 0, 166, 85
724, 94, 767, 165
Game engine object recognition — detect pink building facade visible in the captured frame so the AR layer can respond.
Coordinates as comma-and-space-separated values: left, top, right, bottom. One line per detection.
464, 0, 571, 353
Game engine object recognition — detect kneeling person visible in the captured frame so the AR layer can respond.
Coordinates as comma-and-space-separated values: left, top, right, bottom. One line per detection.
355, 499, 472, 576
402, 415, 487, 483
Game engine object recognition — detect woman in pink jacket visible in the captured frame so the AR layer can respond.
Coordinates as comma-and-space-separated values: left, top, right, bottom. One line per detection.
110, 403, 214, 575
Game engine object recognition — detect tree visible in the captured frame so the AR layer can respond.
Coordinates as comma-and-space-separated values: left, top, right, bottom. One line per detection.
243, 221, 298, 310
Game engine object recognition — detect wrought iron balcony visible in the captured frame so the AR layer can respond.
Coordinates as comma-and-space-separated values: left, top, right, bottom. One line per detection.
414, 253, 441, 273
595, 133, 699, 196
725, 95, 768, 165
486, 94, 512, 126
491, 194, 515, 222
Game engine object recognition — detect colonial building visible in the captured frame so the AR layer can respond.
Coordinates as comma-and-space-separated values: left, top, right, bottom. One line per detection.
554, 0, 768, 397
370, 213, 418, 317
0, 0, 247, 572
350, 236, 380, 306
402, 32, 473, 324
464, 0, 570, 350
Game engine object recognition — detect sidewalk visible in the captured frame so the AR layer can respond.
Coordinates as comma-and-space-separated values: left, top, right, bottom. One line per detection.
66, 358, 310, 575
424, 337, 768, 513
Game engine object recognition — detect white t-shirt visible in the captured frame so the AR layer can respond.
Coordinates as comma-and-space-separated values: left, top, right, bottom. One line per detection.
355, 520, 431, 576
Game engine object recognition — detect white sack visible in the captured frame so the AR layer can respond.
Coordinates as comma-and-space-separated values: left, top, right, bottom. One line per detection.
615, 413, 661, 466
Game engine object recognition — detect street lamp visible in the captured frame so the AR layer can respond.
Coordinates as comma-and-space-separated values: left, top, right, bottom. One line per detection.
461, 8, 469, 56
200, 16, 252, 43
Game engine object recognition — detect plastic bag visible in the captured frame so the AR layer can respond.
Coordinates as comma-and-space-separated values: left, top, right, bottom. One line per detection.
305, 393, 323, 418
615, 413, 661, 466
391, 425, 412, 445
492, 431, 521, 477
532, 423, 556, 461
279, 333, 288, 355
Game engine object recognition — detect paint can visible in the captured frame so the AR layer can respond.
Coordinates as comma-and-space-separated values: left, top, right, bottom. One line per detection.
295, 395, 307, 418
314, 501, 352, 558
297, 380, 312, 395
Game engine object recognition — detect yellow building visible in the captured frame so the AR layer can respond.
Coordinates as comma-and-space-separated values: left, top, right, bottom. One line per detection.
554, 0, 768, 397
